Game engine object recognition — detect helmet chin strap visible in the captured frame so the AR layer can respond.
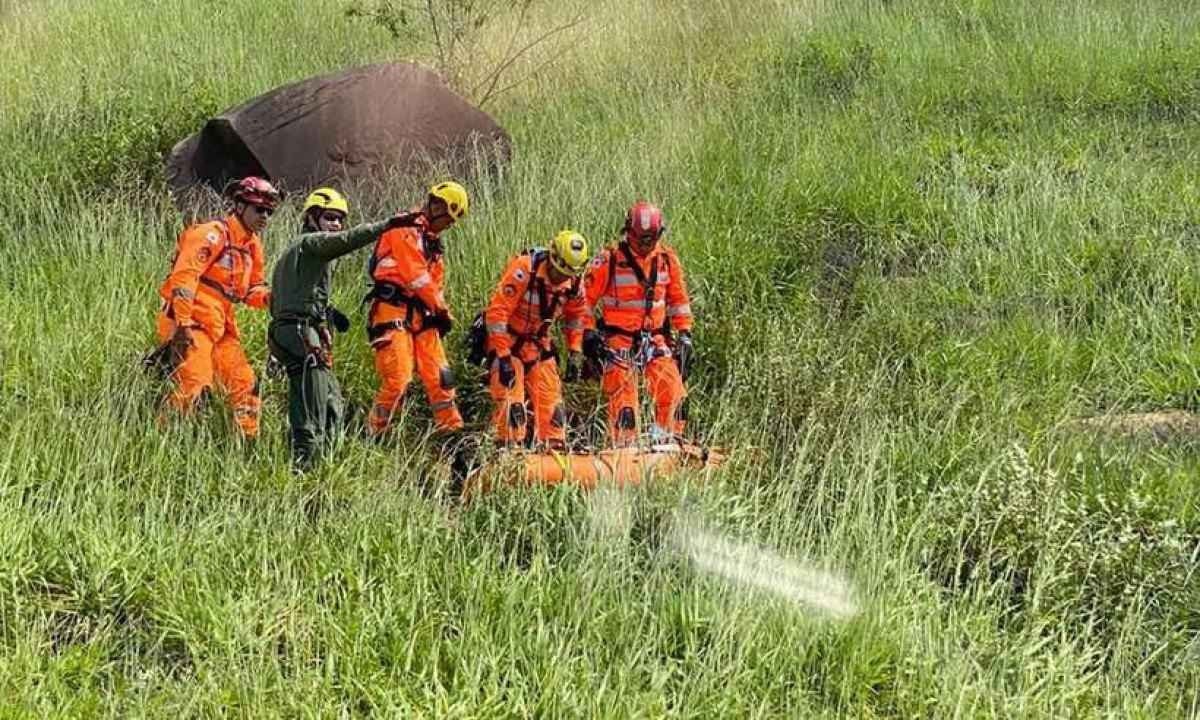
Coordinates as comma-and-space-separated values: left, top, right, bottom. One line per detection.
628, 235, 657, 255
547, 264, 570, 284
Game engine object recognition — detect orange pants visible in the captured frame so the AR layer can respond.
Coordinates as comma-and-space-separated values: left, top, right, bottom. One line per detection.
489, 356, 566, 447
155, 312, 260, 437
369, 327, 463, 435
601, 338, 686, 446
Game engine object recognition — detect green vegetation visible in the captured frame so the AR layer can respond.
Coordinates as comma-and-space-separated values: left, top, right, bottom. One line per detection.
3, 0, 1199, 715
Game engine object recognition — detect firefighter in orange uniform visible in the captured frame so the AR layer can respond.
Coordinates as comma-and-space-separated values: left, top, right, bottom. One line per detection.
364, 182, 468, 437
583, 201, 695, 446
484, 231, 591, 449
153, 176, 279, 438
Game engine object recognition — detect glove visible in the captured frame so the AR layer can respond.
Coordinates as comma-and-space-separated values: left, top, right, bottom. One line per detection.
675, 330, 694, 382
325, 305, 351, 333
582, 357, 603, 381
582, 329, 607, 363
386, 210, 420, 229
495, 354, 517, 388
140, 325, 196, 378
167, 325, 195, 364
427, 310, 453, 338
565, 352, 585, 383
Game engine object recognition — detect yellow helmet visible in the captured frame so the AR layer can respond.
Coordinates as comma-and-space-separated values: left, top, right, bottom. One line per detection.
428, 181, 469, 220
549, 230, 589, 276
302, 187, 349, 216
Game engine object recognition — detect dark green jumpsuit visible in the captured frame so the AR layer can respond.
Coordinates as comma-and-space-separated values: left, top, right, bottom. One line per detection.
268, 220, 390, 468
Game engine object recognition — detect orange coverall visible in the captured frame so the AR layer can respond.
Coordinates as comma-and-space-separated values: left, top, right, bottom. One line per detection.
155, 215, 270, 437
584, 241, 693, 445
484, 252, 588, 446
366, 219, 464, 435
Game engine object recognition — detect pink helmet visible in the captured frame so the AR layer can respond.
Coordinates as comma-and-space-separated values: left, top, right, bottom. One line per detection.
623, 201, 666, 253
226, 176, 281, 209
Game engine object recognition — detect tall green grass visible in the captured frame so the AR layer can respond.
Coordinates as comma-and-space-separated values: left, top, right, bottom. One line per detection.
2, 0, 1200, 715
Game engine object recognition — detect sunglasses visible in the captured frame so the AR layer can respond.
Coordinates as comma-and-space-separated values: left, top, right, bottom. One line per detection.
251, 204, 275, 217
320, 211, 346, 223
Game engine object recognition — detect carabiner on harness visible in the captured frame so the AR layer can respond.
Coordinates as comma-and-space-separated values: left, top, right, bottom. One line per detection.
633, 330, 656, 370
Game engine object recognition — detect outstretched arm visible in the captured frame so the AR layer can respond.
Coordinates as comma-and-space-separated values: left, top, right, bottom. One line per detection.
298, 219, 392, 261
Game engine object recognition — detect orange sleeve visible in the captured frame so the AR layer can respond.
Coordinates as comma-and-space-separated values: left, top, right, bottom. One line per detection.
560, 282, 588, 352
372, 228, 447, 313
483, 256, 528, 356
582, 248, 612, 331
244, 237, 270, 310
664, 247, 693, 332
165, 224, 221, 327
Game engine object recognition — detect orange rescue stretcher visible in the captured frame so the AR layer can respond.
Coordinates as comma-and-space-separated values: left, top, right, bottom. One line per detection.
464, 442, 727, 495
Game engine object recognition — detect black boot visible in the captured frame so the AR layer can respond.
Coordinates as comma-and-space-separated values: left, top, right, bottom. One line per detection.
436, 431, 480, 498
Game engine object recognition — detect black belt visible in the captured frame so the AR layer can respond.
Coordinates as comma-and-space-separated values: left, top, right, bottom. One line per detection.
367, 320, 407, 342
199, 277, 244, 303
366, 282, 428, 312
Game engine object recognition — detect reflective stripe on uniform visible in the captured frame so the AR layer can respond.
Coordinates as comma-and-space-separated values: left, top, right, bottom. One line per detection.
564, 319, 584, 330
603, 297, 665, 310
171, 287, 195, 300
407, 273, 433, 290
487, 322, 508, 334
523, 291, 541, 304
667, 304, 692, 317
431, 399, 457, 411
612, 273, 641, 287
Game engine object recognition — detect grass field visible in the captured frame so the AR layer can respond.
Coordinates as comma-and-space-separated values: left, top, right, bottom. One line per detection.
2, 0, 1200, 716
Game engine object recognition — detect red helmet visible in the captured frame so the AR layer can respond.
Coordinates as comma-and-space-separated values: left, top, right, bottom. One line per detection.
623, 201, 666, 253
226, 176, 281, 210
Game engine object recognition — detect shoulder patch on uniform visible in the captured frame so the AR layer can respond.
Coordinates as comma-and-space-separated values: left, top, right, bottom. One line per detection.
590, 256, 605, 268
205, 232, 219, 245
378, 257, 397, 268
513, 269, 527, 281
503, 284, 517, 297
197, 247, 212, 263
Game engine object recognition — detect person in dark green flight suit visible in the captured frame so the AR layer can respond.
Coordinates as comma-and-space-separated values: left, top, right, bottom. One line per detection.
268, 188, 415, 470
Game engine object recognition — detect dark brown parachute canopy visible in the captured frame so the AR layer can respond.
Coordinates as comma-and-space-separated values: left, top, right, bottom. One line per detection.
166, 62, 510, 211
